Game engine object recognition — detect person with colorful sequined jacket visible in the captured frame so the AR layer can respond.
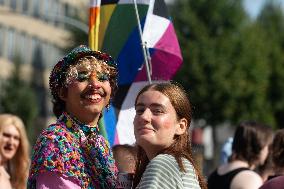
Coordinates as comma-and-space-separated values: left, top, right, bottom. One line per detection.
27, 45, 118, 189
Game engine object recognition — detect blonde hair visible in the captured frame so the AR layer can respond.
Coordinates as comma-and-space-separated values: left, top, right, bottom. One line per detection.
0, 114, 30, 189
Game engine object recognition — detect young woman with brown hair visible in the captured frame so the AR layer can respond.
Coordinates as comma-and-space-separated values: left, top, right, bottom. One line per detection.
132, 82, 207, 189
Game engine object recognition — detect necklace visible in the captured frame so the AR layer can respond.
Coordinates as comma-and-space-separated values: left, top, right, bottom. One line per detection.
60, 112, 117, 188
62, 112, 99, 143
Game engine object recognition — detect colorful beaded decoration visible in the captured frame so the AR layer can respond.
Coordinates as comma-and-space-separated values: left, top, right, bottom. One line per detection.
28, 112, 118, 189
49, 45, 117, 103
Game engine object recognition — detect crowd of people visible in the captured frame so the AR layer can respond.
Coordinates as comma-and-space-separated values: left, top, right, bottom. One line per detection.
1, 45, 284, 188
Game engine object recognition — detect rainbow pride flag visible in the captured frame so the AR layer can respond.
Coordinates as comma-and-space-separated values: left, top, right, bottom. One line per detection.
89, 0, 183, 146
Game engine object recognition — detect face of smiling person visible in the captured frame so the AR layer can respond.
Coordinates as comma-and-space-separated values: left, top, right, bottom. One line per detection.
134, 90, 186, 159
61, 67, 111, 125
0, 124, 20, 164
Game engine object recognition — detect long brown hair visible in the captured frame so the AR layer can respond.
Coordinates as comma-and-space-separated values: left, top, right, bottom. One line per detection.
132, 82, 207, 189
271, 129, 284, 167
0, 114, 30, 189
231, 120, 273, 167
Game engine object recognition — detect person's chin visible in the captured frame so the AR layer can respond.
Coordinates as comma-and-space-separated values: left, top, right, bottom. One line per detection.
83, 105, 104, 113
90, 107, 104, 114
136, 136, 155, 146
1, 154, 14, 161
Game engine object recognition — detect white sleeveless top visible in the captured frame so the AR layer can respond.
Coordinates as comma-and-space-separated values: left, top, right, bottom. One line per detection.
0, 166, 12, 189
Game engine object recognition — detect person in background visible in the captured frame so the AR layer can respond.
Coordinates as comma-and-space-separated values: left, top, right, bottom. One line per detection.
207, 121, 273, 189
0, 154, 12, 189
191, 127, 205, 172
112, 144, 137, 189
28, 45, 118, 189
259, 176, 284, 189
268, 129, 284, 179
219, 137, 233, 165
132, 82, 207, 189
259, 129, 284, 189
112, 144, 137, 173
257, 151, 274, 182
0, 114, 30, 189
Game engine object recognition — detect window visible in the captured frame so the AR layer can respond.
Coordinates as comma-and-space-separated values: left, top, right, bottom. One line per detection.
33, 0, 40, 18
0, 27, 3, 56
42, 0, 50, 21
7, 28, 15, 61
23, 0, 28, 12
10, 0, 17, 10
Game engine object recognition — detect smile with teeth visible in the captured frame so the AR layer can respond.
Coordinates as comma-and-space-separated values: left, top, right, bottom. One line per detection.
84, 94, 102, 102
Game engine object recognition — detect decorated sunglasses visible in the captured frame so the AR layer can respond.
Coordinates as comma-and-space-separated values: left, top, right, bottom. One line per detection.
76, 71, 109, 82
65, 56, 111, 85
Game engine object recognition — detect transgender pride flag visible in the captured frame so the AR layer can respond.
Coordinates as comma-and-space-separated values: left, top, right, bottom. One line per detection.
89, 0, 183, 146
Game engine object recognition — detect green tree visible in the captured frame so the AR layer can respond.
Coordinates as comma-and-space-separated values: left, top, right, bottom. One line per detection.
0, 55, 39, 142
257, 1, 284, 128
171, 0, 274, 127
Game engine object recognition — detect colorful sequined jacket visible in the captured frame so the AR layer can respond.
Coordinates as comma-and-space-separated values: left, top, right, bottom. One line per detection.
28, 112, 118, 189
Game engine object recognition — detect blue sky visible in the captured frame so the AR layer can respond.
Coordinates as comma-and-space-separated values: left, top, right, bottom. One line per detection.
244, 0, 284, 18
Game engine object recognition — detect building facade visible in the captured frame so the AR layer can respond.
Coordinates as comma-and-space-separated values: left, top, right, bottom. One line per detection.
0, 0, 88, 140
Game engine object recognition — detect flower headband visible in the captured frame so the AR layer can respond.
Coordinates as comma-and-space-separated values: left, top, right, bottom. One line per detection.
49, 45, 117, 101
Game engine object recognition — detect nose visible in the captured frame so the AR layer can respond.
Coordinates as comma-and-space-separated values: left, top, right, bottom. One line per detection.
139, 108, 152, 122
7, 136, 13, 145
9, 136, 15, 143
88, 73, 101, 89
9, 136, 19, 147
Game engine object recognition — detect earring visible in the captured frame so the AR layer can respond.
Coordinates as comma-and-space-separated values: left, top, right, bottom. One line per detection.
106, 103, 110, 111
105, 98, 112, 111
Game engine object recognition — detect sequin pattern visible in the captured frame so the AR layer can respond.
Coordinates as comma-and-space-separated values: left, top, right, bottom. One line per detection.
65, 56, 112, 85
49, 45, 117, 103
27, 112, 118, 189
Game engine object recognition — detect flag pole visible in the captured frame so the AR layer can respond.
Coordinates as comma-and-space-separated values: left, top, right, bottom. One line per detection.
89, 0, 101, 50
133, 0, 152, 84
89, 0, 109, 140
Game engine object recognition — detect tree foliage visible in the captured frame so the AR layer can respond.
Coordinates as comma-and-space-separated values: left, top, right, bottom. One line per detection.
0, 55, 39, 141
257, 1, 284, 128
171, 0, 282, 127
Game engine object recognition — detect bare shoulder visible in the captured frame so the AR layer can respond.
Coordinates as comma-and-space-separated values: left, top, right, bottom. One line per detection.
231, 170, 263, 189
